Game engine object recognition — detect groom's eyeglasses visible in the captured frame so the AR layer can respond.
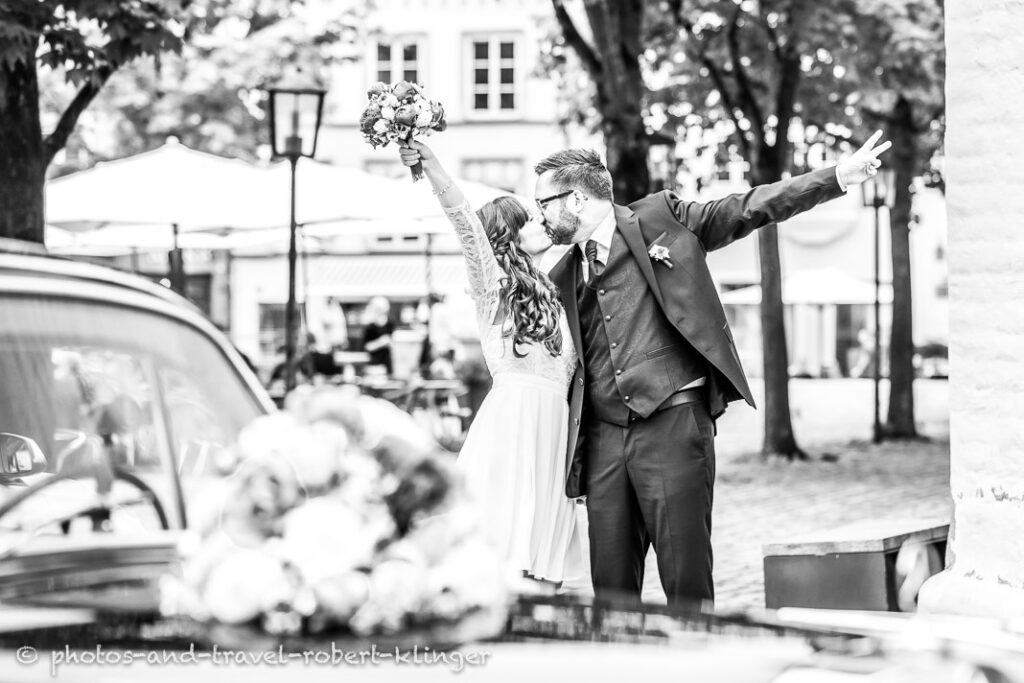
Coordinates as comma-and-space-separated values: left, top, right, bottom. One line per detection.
535, 190, 574, 212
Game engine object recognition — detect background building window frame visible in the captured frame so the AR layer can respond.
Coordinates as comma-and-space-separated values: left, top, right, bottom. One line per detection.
464, 33, 522, 120
374, 35, 425, 85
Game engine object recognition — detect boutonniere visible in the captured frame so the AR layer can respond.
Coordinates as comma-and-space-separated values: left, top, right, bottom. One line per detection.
648, 244, 674, 269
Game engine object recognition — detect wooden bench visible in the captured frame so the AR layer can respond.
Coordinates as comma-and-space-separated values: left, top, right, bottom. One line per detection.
762, 518, 949, 612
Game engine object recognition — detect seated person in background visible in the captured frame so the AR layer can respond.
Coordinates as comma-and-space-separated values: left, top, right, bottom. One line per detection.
428, 348, 457, 381
361, 296, 394, 375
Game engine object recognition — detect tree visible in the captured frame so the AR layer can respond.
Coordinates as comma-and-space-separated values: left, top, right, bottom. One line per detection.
0, 0, 184, 242
551, 0, 650, 202
848, 1, 944, 439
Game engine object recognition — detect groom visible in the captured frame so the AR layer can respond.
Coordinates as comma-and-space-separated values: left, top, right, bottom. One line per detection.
535, 132, 891, 607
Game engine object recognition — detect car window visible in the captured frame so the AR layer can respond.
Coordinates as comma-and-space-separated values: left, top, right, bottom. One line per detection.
0, 293, 266, 531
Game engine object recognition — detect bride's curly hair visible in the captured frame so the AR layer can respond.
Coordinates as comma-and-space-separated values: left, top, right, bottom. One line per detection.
476, 197, 563, 357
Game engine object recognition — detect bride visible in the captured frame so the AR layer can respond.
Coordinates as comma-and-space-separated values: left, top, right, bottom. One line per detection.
399, 140, 586, 586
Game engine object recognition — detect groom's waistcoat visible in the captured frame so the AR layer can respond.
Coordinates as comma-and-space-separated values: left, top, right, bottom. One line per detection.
576, 231, 706, 426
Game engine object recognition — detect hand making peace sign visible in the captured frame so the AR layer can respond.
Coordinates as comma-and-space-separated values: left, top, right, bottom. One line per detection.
836, 130, 893, 187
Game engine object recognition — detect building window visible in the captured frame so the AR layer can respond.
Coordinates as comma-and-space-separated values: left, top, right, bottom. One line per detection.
461, 159, 524, 193
467, 35, 520, 116
376, 37, 422, 84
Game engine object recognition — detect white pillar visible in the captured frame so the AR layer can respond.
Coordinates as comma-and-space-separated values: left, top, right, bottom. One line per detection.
918, 0, 1024, 618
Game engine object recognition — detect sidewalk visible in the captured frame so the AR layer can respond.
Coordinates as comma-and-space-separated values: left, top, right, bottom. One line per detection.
641, 378, 952, 611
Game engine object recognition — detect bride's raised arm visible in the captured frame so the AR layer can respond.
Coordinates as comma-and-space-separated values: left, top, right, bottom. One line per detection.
399, 141, 501, 303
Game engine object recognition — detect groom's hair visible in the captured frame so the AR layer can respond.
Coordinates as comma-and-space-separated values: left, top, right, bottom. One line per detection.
534, 149, 613, 201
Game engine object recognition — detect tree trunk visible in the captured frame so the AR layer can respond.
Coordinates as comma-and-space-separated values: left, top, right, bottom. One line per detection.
0, 53, 46, 243
884, 96, 919, 438
601, 112, 650, 204
752, 153, 805, 460
757, 222, 805, 459
591, 1, 649, 203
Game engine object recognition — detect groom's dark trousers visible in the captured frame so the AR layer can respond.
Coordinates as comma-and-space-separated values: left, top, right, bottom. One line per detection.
549, 167, 847, 606
576, 229, 716, 605
583, 400, 716, 603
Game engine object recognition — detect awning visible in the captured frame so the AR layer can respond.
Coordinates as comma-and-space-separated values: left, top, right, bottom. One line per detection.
302, 254, 471, 299
720, 268, 893, 305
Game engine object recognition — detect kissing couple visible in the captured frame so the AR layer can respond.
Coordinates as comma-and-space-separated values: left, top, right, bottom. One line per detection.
398, 131, 891, 606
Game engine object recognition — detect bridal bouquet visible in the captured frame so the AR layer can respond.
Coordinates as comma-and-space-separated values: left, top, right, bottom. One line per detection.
359, 80, 446, 181
160, 386, 509, 639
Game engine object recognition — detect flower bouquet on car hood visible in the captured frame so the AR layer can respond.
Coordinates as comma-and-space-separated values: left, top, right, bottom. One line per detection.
360, 80, 446, 181
159, 386, 509, 641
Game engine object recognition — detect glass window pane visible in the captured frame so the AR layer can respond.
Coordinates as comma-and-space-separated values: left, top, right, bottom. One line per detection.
0, 295, 266, 530
403, 43, 417, 61
500, 42, 514, 59
377, 69, 391, 84
474, 93, 489, 109
377, 42, 391, 61
474, 68, 489, 84
403, 69, 418, 83
500, 93, 515, 109
473, 41, 489, 59
500, 67, 514, 84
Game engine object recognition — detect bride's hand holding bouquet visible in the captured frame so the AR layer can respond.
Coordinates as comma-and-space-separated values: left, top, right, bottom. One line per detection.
398, 140, 466, 209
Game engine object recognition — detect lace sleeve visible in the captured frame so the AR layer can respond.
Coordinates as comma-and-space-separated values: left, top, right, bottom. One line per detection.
443, 201, 502, 299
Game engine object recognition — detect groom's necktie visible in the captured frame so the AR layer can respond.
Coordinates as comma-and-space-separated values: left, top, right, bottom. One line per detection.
584, 239, 604, 285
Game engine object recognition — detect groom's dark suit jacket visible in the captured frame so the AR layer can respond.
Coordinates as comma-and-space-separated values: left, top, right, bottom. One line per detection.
549, 167, 845, 498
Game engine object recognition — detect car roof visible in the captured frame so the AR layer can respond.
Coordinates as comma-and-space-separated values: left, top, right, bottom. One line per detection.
0, 237, 195, 310
0, 239, 275, 413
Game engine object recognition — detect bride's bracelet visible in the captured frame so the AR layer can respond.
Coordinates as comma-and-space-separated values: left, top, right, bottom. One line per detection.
432, 182, 453, 197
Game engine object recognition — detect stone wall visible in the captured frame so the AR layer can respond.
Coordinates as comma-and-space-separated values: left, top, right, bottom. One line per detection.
918, 0, 1024, 617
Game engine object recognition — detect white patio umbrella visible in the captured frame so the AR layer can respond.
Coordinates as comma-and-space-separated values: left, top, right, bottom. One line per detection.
46, 138, 267, 234
257, 159, 417, 225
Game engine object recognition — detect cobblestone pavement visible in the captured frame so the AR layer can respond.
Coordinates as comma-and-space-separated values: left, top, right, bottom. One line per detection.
637, 378, 952, 612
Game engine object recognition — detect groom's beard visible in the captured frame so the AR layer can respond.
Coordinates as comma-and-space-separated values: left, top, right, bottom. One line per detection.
544, 206, 580, 245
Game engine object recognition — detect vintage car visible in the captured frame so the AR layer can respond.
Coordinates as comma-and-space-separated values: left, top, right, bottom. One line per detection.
0, 240, 273, 613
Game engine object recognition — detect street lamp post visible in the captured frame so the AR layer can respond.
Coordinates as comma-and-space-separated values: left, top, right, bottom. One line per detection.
861, 167, 896, 444
265, 70, 326, 394
647, 130, 677, 193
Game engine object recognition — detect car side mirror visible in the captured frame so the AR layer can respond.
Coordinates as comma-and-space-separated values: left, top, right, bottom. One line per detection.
0, 433, 49, 483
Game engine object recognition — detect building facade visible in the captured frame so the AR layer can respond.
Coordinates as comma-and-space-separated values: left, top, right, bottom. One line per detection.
317, 0, 583, 194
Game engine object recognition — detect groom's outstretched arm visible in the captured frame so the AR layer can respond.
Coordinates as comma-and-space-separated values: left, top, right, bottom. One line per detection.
665, 167, 845, 252
668, 131, 892, 252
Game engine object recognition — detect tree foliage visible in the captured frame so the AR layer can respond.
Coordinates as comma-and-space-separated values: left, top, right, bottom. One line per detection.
41, 0, 367, 175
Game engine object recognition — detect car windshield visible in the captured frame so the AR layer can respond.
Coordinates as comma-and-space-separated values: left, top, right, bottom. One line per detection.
0, 293, 265, 535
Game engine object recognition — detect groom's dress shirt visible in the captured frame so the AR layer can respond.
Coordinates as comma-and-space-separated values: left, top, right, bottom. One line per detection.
578, 208, 617, 283
577, 207, 706, 392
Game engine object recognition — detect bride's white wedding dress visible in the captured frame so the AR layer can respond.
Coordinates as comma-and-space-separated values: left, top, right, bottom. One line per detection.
444, 201, 586, 583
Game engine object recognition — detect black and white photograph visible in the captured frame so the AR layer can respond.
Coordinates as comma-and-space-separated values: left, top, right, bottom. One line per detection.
3, 0, 1021, 680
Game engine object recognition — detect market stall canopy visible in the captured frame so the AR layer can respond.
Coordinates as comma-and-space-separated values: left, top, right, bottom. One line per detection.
719, 268, 894, 305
